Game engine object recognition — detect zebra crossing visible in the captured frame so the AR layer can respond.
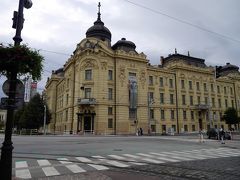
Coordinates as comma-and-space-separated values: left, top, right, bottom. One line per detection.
13, 147, 240, 179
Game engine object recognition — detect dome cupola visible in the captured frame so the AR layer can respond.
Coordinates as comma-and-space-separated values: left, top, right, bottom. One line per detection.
86, 2, 111, 43
112, 38, 136, 52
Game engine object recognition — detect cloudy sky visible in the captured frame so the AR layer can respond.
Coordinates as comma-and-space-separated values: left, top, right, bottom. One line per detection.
0, 0, 240, 98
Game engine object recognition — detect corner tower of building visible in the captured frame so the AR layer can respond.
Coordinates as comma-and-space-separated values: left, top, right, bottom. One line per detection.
86, 2, 112, 45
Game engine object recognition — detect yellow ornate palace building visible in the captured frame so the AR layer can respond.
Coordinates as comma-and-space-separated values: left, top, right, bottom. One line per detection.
45, 4, 240, 135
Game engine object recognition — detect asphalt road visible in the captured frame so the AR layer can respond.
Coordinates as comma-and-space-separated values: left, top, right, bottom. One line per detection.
0, 134, 239, 179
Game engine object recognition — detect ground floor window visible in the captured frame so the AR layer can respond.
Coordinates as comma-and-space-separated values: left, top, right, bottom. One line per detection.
192, 125, 195, 131
129, 108, 137, 119
108, 118, 113, 128
184, 125, 188, 132
151, 125, 156, 132
162, 125, 166, 133
172, 125, 176, 132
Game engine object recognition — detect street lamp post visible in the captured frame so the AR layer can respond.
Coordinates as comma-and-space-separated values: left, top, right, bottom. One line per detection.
0, 0, 32, 179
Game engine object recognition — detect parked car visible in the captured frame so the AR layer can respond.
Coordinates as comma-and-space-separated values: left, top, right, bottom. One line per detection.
224, 131, 232, 140
207, 128, 219, 139
207, 128, 232, 140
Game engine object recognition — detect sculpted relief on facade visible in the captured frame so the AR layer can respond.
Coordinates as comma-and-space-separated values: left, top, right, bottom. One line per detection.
80, 59, 99, 70
119, 66, 126, 87
139, 69, 146, 89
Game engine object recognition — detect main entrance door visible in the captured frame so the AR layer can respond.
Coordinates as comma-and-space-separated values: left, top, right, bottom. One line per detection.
84, 116, 94, 133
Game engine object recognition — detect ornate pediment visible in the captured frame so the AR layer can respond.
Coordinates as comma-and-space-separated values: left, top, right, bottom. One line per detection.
80, 59, 99, 70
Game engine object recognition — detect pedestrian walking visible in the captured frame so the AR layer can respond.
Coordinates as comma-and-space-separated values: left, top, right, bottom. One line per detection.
199, 129, 204, 143
140, 127, 143, 136
219, 128, 225, 144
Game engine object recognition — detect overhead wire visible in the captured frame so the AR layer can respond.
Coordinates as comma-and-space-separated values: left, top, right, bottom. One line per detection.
123, 0, 240, 44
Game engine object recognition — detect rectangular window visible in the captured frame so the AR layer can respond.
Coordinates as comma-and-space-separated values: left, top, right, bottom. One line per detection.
224, 87, 227, 94
217, 85, 220, 93
108, 107, 113, 115
211, 84, 214, 92
149, 92, 154, 101
169, 79, 173, 88
225, 99, 228, 108
204, 83, 207, 91
220, 112, 223, 121
189, 81, 192, 90
85, 88, 91, 98
205, 97, 208, 105
181, 80, 185, 89
108, 88, 113, 100
191, 111, 194, 120
159, 77, 164, 87
129, 72, 136, 77
172, 125, 176, 132
190, 96, 193, 106
170, 94, 174, 104
66, 94, 69, 105
171, 110, 174, 119
197, 96, 201, 104
213, 112, 216, 121
160, 93, 164, 104
129, 108, 137, 119
184, 125, 188, 132
196, 82, 200, 91
65, 110, 68, 122
230, 87, 233, 95
85, 69, 92, 80
218, 99, 221, 108
149, 76, 153, 85
192, 125, 195, 131
150, 109, 154, 119
161, 110, 165, 120
182, 95, 186, 105
108, 70, 113, 80
183, 110, 187, 119
108, 118, 113, 128
212, 98, 215, 107
232, 100, 234, 108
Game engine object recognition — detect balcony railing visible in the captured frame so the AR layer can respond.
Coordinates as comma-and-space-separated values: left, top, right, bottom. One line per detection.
195, 104, 209, 110
78, 98, 96, 105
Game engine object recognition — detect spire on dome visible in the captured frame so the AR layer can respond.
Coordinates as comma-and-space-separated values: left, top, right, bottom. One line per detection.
97, 2, 101, 21
86, 2, 112, 43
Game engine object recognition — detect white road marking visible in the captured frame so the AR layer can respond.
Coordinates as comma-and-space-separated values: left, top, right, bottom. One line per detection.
137, 153, 179, 162
88, 164, 109, 170
108, 155, 128, 160
129, 162, 147, 165
76, 157, 92, 163
104, 160, 129, 167
57, 157, 72, 164
42, 167, 60, 176
15, 161, 28, 168
123, 153, 164, 164
15, 169, 31, 179
66, 164, 86, 173
92, 155, 105, 159
37, 159, 51, 166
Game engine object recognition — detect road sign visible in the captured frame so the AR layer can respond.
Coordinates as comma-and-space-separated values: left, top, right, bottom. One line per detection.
2, 79, 24, 98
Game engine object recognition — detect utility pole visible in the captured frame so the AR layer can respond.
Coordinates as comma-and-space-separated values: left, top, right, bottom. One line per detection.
0, 1, 32, 179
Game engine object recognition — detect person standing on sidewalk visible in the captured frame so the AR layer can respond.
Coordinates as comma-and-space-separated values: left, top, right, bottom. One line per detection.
219, 128, 225, 144
199, 129, 204, 143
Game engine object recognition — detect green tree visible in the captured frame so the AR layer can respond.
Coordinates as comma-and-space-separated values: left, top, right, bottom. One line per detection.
16, 94, 51, 129
13, 105, 26, 130
0, 44, 43, 80
223, 107, 240, 130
